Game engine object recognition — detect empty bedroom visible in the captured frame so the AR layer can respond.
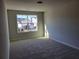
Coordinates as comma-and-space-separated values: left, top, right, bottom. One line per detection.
0, 0, 79, 59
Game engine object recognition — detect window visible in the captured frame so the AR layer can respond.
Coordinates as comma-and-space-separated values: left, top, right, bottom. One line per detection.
17, 14, 38, 33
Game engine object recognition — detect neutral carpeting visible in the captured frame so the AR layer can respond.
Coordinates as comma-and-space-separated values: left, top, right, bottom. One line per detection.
10, 39, 79, 59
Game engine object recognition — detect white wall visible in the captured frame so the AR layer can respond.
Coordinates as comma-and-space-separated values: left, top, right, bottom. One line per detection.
0, 0, 9, 59
5, 0, 52, 37
47, 0, 79, 49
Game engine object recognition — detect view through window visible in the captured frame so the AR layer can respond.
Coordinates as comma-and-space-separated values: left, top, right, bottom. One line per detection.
17, 14, 38, 33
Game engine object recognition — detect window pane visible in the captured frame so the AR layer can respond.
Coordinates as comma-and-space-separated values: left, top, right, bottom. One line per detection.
17, 14, 38, 33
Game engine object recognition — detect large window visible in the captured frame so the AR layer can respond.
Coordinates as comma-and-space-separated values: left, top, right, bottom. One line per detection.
17, 14, 38, 33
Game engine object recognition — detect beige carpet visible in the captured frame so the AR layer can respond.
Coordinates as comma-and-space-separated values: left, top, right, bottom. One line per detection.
10, 39, 79, 59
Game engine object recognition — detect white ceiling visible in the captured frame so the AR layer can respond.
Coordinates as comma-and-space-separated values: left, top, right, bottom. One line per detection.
5, 0, 74, 4
5, 0, 78, 11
